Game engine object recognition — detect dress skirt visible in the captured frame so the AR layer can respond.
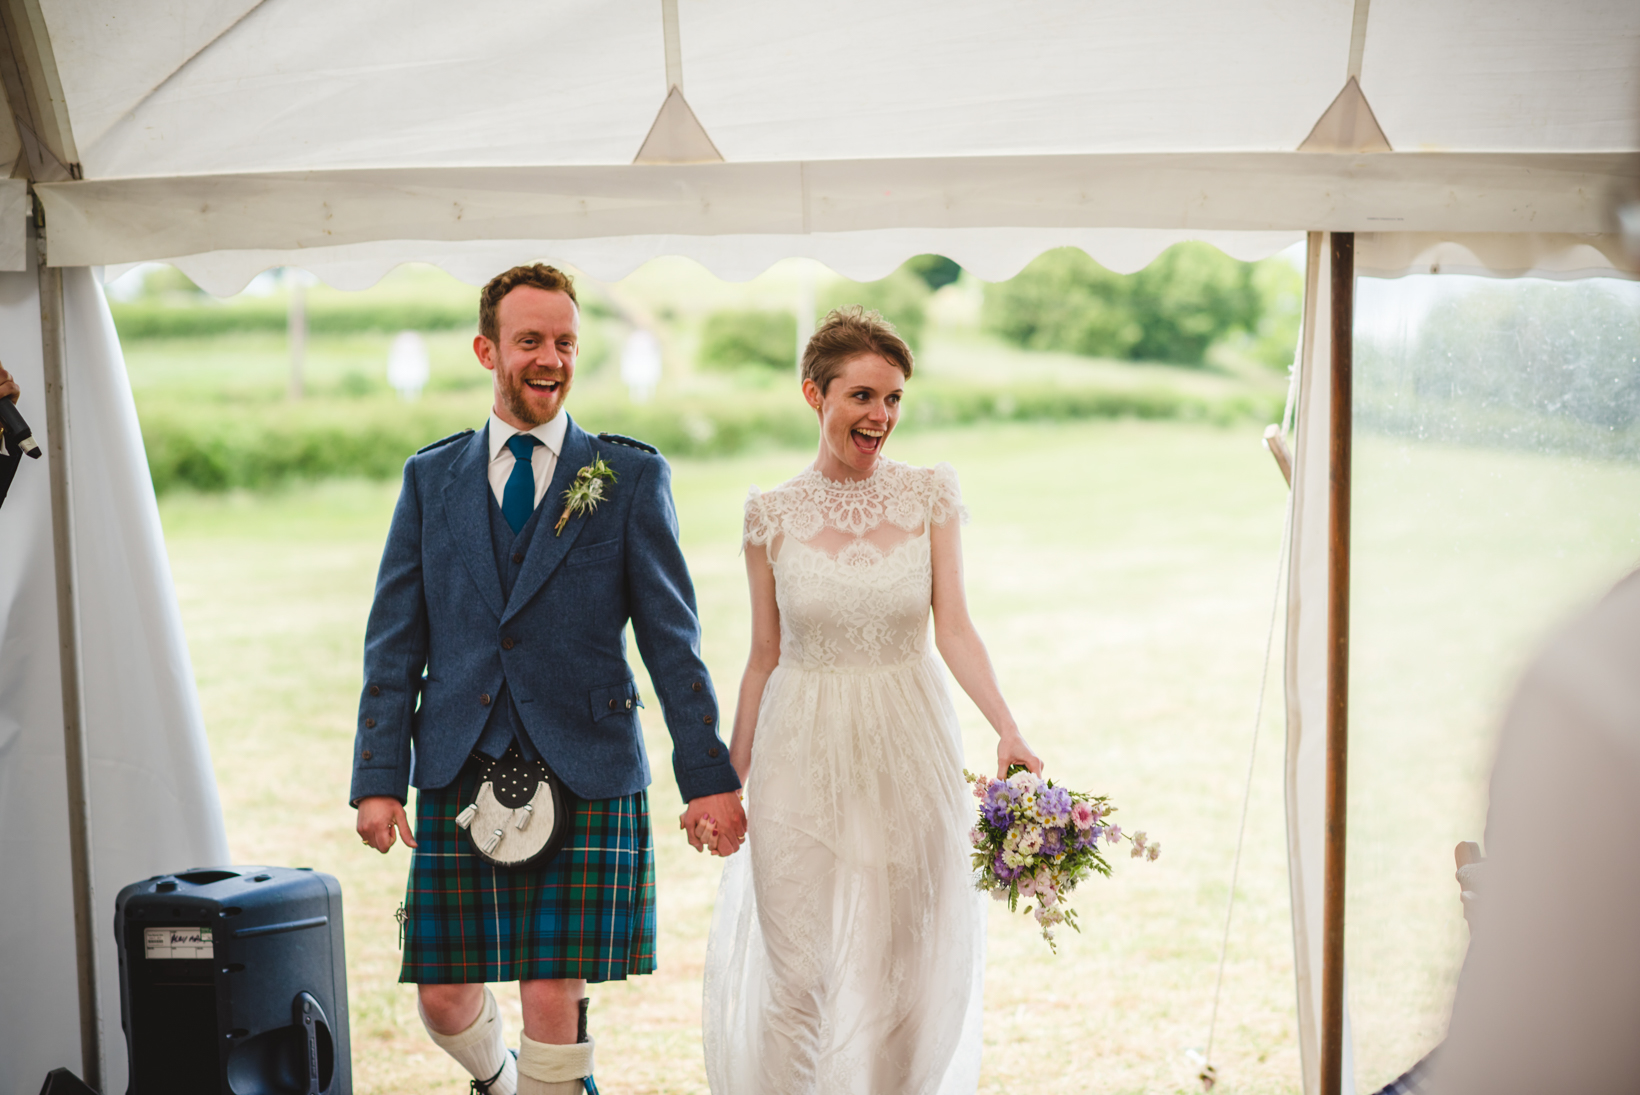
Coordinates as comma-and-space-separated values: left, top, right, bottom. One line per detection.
703, 654, 985, 1095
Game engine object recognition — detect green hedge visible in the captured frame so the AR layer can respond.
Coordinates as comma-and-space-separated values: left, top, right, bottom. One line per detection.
137, 381, 1280, 495
111, 299, 479, 340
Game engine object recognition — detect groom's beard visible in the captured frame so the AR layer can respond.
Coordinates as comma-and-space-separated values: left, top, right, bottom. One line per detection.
498, 368, 572, 427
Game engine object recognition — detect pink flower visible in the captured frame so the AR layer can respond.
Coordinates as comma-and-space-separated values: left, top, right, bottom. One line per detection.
1017, 872, 1037, 897
1070, 802, 1095, 831
972, 774, 990, 799
968, 826, 982, 847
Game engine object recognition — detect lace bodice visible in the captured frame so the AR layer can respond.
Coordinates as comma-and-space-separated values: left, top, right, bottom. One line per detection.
745, 460, 967, 672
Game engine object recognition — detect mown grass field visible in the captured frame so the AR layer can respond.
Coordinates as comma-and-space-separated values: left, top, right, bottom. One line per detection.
155, 413, 1640, 1094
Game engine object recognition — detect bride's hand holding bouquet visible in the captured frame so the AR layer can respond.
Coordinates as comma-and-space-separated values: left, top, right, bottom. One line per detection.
967, 763, 1160, 951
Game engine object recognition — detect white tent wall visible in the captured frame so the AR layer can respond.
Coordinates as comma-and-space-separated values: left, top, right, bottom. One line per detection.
0, 249, 227, 1095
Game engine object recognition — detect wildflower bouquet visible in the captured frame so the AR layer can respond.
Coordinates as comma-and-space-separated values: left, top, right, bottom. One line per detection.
966, 766, 1158, 950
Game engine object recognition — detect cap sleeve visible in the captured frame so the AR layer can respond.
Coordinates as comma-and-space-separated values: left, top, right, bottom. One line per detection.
929, 462, 969, 527
744, 486, 778, 547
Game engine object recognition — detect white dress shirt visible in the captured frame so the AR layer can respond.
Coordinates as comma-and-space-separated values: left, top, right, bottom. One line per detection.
486, 410, 568, 511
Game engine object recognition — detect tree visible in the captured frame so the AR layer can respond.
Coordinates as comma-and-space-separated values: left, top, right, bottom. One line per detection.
981, 243, 1281, 367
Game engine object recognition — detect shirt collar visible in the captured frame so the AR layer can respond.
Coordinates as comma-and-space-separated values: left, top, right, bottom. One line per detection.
487, 409, 569, 463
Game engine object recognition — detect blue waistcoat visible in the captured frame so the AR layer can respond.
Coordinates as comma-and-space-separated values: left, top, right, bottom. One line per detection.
471, 485, 546, 762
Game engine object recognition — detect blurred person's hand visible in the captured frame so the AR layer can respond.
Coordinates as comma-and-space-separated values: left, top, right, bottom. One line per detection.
0, 362, 18, 405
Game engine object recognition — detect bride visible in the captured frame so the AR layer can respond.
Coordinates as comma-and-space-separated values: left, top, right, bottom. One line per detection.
702, 306, 1042, 1094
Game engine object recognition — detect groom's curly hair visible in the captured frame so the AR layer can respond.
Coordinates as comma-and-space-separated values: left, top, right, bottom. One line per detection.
801, 306, 915, 393
479, 263, 579, 343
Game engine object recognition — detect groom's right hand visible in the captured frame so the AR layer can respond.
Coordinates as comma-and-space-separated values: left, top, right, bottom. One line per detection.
357, 795, 418, 853
681, 791, 746, 855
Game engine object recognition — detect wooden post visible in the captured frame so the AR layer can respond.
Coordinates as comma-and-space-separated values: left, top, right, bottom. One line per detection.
37, 207, 104, 1092
1320, 231, 1354, 1095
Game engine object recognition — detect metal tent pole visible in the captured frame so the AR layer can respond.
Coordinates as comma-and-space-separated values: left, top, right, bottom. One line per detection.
1320, 230, 1354, 1095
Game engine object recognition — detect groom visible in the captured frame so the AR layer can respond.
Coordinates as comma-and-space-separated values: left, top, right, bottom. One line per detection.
351, 263, 745, 1095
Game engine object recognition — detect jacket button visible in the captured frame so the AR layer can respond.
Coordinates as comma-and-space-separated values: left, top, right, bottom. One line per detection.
361, 749, 373, 760
608, 698, 619, 711
369, 685, 381, 697
626, 699, 634, 709
709, 747, 720, 758
502, 637, 515, 650
364, 718, 376, 728
480, 693, 491, 706
512, 552, 524, 564
703, 714, 715, 725
691, 681, 702, 692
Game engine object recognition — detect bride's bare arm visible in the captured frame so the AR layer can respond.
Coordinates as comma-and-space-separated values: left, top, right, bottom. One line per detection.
930, 516, 1044, 778
729, 541, 782, 782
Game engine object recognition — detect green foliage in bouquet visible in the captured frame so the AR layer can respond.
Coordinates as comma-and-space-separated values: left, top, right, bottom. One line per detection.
966, 766, 1159, 951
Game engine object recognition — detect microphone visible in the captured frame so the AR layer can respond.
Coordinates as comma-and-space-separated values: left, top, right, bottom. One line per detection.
0, 396, 41, 459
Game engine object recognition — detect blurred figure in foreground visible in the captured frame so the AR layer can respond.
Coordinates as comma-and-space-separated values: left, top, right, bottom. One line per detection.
0, 364, 23, 507
1433, 569, 1640, 1094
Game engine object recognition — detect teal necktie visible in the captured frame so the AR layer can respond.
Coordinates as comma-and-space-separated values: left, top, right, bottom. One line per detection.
502, 434, 542, 535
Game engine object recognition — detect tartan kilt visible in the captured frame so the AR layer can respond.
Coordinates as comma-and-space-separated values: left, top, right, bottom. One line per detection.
400, 756, 657, 984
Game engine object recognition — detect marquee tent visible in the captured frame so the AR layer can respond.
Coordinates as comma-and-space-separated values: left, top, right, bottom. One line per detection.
0, 1, 1634, 1093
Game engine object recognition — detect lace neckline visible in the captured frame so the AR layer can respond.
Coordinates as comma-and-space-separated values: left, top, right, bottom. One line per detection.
798, 460, 895, 490
743, 458, 966, 548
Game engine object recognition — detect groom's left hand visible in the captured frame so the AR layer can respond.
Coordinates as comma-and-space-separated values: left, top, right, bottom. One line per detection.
681, 791, 746, 854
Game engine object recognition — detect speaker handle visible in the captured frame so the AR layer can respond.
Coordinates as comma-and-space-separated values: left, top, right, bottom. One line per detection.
293, 992, 327, 1094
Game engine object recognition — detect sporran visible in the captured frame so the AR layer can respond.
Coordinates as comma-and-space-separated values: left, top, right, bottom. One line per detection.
454, 747, 572, 868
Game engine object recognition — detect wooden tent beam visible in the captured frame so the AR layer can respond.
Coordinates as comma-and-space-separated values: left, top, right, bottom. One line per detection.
1320, 231, 1355, 1095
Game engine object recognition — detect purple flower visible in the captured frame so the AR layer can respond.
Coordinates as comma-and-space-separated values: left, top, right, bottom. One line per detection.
1042, 827, 1066, 857
992, 854, 1017, 881
1039, 785, 1072, 824
982, 781, 1016, 828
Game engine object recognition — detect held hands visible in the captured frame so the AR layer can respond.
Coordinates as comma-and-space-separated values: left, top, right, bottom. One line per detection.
0, 363, 18, 405
997, 727, 1044, 780
680, 790, 747, 857
356, 795, 418, 853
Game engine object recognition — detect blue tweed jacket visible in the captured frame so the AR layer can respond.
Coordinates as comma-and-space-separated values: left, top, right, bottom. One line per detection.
349, 415, 739, 804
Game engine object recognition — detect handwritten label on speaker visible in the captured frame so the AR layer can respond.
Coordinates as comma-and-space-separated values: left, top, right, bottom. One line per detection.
144, 926, 214, 959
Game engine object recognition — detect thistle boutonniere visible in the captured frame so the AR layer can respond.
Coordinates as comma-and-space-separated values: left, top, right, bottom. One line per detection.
555, 453, 617, 535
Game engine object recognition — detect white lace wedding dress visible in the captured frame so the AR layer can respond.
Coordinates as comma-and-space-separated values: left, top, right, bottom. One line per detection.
703, 459, 984, 1095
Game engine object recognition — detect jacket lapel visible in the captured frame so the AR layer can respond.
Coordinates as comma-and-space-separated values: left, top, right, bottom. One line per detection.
503, 416, 592, 623
442, 425, 506, 620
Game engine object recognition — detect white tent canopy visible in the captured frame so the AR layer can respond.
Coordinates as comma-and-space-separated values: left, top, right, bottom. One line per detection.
0, 2, 1636, 1094
0, 0, 1634, 288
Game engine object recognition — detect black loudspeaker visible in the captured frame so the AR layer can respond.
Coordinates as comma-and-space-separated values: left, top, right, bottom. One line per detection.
37, 1069, 98, 1095
114, 867, 351, 1095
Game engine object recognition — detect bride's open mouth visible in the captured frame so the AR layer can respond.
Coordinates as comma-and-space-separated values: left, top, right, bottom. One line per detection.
851, 427, 885, 454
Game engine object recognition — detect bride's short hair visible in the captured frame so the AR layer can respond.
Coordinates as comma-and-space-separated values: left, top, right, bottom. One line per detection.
801, 306, 914, 393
